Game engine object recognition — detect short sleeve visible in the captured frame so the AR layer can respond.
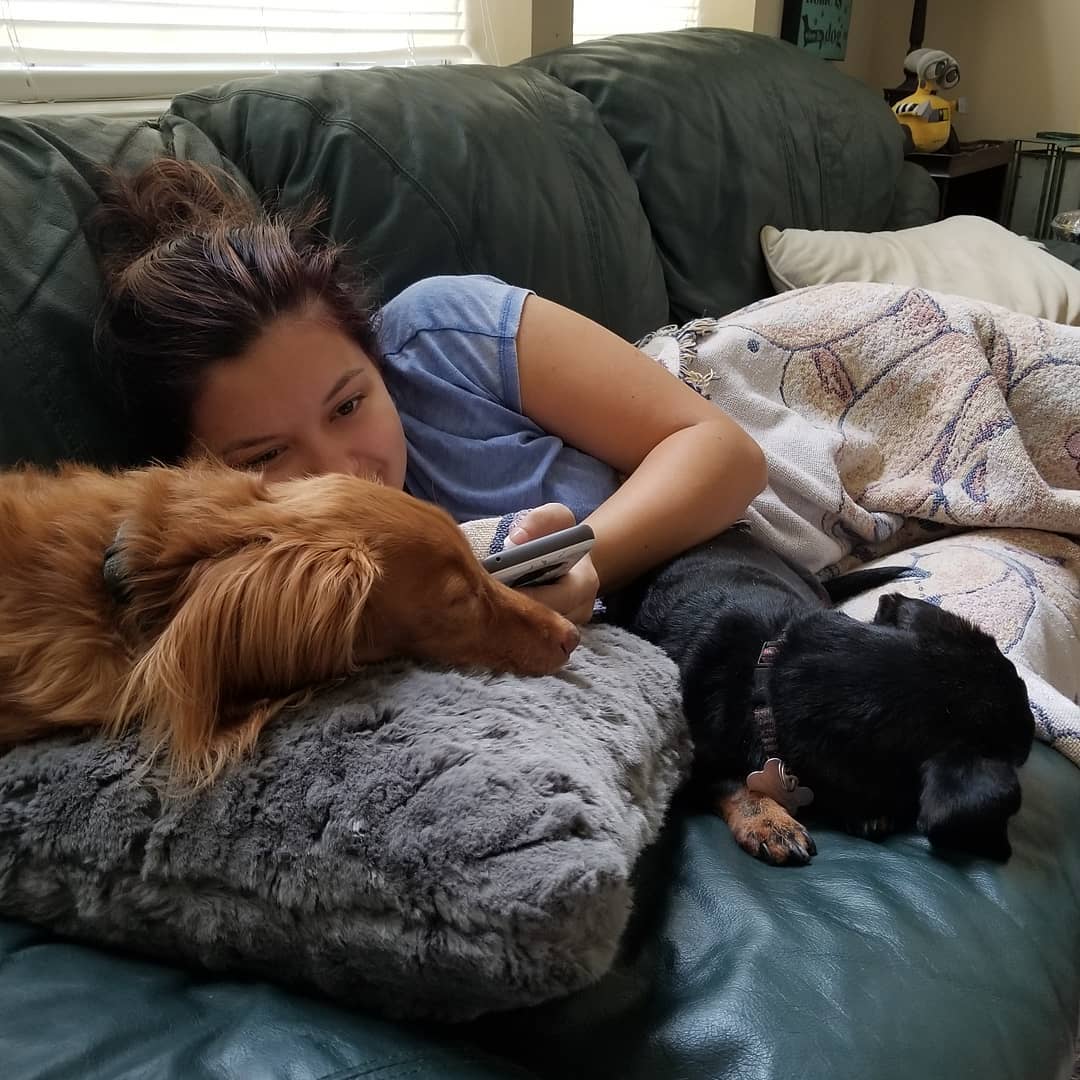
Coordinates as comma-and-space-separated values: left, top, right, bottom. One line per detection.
376, 275, 532, 411
373, 274, 619, 524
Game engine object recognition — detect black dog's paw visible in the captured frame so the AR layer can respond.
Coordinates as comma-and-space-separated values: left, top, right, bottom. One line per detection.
843, 816, 895, 841
717, 787, 817, 866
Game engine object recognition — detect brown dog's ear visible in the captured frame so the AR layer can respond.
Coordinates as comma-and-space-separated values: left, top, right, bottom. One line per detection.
105, 463, 277, 634
115, 539, 380, 786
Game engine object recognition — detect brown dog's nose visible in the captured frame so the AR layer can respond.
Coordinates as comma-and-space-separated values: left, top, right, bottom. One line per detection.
559, 621, 581, 658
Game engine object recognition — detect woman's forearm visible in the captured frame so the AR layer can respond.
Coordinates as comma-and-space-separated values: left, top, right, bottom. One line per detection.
584, 419, 767, 592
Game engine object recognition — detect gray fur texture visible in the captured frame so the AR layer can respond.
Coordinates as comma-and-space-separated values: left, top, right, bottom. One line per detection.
0, 625, 688, 1021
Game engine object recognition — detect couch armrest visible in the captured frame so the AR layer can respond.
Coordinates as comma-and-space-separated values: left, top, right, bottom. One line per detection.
884, 161, 941, 229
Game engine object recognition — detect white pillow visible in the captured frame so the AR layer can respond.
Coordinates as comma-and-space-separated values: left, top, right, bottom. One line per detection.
760, 216, 1080, 325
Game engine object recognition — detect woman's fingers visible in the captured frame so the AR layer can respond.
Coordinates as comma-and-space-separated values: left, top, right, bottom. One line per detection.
507, 503, 576, 546
519, 555, 599, 626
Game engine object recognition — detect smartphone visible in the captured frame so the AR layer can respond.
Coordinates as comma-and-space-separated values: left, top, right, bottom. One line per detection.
481, 524, 595, 588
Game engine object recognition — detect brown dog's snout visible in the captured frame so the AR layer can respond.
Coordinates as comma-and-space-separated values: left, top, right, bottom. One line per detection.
374, 546, 582, 677
479, 579, 582, 676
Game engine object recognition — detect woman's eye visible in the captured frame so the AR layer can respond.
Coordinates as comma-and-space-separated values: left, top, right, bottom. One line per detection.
334, 394, 364, 419
241, 447, 283, 470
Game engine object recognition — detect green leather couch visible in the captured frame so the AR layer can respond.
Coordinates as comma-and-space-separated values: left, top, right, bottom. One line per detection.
2, 28, 1078, 1080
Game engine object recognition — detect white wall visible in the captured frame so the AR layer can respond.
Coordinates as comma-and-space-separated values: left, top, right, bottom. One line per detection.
911, 0, 1078, 143
466, 0, 533, 65
700, 0, 758, 33
750, 0, 905, 88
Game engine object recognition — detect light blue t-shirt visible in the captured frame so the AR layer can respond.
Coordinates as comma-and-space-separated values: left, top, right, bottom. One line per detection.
377, 275, 620, 524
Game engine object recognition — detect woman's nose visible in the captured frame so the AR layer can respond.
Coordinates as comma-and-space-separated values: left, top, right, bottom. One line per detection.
306, 440, 359, 478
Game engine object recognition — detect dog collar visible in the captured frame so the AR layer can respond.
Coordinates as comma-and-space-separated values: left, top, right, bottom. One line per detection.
745, 638, 814, 814
102, 526, 132, 606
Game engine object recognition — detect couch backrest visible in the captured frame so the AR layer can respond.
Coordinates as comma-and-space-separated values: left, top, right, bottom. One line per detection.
523, 28, 938, 324
0, 62, 669, 468
0, 28, 934, 469
166, 63, 670, 343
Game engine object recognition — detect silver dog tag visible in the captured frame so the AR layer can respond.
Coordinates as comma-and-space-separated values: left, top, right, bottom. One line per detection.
746, 758, 814, 814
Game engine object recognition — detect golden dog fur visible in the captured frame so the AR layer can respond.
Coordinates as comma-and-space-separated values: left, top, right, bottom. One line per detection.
0, 461, 579, 784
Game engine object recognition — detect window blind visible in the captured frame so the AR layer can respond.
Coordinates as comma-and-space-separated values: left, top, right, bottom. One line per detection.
572, 0, 700, 43
0, 0, 468, 104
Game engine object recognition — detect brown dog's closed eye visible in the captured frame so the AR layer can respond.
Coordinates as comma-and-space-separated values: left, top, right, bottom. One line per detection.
0, 461, 580, 786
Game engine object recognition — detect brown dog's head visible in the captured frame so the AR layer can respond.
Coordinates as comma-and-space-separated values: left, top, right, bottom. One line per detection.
110, 464, 579, 784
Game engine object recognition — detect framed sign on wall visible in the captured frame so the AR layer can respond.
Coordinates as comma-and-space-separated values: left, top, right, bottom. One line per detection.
780, 0, 853, 61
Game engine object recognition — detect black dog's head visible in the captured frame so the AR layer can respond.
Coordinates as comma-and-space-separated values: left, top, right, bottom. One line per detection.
774, 594, 1035, 860
872, 593, 1034, 860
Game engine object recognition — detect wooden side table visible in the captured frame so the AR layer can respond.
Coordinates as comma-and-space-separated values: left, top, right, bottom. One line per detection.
906, 140, 1013, 223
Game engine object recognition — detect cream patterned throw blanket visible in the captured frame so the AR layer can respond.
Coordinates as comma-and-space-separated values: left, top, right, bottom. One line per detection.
642, 282, 1080, 765
467, 282, 1080, 766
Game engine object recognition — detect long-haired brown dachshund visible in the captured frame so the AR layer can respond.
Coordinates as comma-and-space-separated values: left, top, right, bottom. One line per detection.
0, 461, 580, 785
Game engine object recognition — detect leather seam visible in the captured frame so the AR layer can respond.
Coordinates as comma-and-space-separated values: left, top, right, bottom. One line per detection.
763, 80, 801, 230
316, 1057, 434, 1079
516, 72, 609, 327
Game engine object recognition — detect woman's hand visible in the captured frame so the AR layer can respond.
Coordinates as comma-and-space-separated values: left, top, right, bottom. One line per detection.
508, 503, 600, 625
520, 557, 599, 626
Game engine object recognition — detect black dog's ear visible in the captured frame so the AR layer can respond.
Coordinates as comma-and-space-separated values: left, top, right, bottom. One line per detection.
872, 593, 903, 625
872, 591, 935, 629
917, 752, 1022, 861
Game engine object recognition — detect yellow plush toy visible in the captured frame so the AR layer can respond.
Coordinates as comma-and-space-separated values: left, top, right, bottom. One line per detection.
893, 48, 960, 153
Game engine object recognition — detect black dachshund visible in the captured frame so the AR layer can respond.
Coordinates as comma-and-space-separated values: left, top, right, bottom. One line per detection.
609, 526, 1035, 865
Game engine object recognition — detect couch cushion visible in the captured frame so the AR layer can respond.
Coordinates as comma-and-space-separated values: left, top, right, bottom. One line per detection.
468, 743, 1080, 1079
0, 920, 537, 1080
0, 115, 153, 467
521, 28, 930, 324
165, 64, 669, 343
5, 744, 1078, 1079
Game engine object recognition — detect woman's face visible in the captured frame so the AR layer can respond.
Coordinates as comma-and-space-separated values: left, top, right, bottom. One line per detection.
190, 306, 408, 487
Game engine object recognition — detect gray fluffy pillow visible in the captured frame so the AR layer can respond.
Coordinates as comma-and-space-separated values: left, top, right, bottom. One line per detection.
0, 624, 688, 1021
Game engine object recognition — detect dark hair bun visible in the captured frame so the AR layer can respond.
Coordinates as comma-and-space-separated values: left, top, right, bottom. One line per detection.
92, 159, 263, 289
